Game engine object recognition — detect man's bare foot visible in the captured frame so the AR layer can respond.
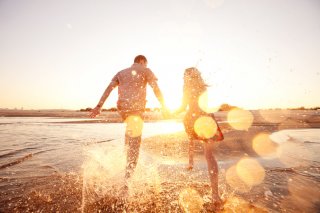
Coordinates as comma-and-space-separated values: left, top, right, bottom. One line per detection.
212, 197, 224, 211
118, 185, 129, 199
186, 164, 193, 170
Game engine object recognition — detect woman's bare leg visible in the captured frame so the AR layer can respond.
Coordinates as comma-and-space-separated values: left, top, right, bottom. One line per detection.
188, 139, 195, 170
203, 140, 222, 206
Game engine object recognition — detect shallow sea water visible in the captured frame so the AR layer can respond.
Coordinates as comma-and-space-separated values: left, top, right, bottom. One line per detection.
0, 117, 319, 212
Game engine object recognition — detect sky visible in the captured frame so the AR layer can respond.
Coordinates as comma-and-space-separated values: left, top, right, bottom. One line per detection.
1, 0, 320, 110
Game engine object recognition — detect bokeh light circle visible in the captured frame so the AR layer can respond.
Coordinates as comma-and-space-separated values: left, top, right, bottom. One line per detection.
227, 108, 254, 130
236, 158, 265, 187
226, 165, 251, 193
198, 91, 219, 113
252, 133, 278, 158
125, 115, 143, 137
194, 116, 217, 139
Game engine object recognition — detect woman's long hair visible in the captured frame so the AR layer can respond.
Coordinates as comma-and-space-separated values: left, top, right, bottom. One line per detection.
183, 67, 208, 97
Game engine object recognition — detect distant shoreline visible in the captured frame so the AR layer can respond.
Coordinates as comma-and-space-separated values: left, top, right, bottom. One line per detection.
0, 109, 320, 126
0, 109, 164, 122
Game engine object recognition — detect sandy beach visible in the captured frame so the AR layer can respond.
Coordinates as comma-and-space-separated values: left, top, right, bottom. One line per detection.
0, 109, 319, 212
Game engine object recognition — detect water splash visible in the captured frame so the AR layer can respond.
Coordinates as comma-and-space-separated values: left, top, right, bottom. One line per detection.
80, 140, 162, 212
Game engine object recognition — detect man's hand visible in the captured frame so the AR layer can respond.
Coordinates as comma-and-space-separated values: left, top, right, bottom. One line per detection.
89, 106, 101, 118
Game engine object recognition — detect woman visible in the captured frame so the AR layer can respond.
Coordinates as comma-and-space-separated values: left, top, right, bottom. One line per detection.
174, 67, 223, 208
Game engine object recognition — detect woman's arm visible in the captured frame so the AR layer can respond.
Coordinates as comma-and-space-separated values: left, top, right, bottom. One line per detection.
174, 89, 189, 114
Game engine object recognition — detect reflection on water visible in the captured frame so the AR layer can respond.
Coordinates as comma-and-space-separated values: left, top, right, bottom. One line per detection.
270, 129, 320, 168
0, 117, 186, 211
0, 118, 184, 175
0, 117, 319, 212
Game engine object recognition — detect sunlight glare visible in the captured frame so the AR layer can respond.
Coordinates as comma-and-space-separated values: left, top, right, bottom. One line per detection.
165, 95, 183, 112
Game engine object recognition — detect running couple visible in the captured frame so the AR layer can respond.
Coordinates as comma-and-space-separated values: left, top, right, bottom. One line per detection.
89, 55, 224, 209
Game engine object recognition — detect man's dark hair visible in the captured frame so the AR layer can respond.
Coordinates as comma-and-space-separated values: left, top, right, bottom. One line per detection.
134, 55, 147, 63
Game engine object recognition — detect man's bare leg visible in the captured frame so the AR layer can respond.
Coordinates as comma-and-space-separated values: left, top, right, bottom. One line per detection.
125, 135, 141, 179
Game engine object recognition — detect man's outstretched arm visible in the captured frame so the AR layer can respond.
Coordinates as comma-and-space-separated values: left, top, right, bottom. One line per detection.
149, 81, 165, 107
89, 80, 118, 118
148, 81, 171, 118
145, 68, 171, 118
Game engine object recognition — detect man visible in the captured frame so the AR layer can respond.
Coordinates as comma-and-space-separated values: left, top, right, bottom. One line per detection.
90, 55, 167, 182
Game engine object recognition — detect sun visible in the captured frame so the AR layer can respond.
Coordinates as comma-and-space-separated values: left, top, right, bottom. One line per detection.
165, 95, 182, 112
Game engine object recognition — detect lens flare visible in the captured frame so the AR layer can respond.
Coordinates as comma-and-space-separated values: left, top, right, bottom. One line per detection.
198, 91, 219, 113
227, 108, 254, 131
236, 158, 265, 187
125, 115, 143, 137
194, 116, 217, 139
226, 165, 251, 192
252, 133, 278, 158
179, 187, 203, 213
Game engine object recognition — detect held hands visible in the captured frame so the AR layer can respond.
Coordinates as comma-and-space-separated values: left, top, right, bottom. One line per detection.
161, 107, 172, 119
89, 106, 101, 118
171, 108, 184, 119
161, 106, 182, 120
